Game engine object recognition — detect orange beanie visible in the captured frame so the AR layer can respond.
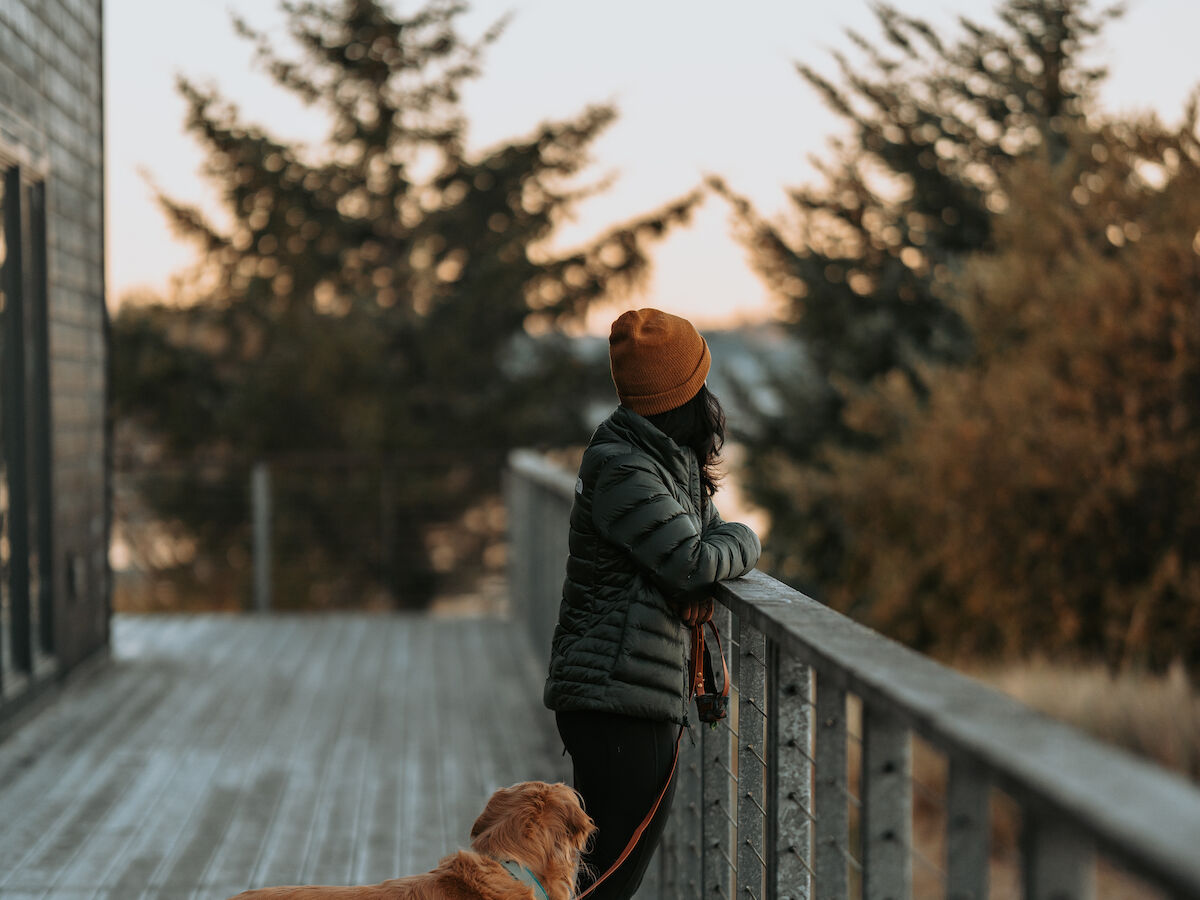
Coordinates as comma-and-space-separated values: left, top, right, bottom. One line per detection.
609, 308, 711, 415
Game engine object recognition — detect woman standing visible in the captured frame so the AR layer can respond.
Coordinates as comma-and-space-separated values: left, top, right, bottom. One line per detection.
544, 308, 761, 899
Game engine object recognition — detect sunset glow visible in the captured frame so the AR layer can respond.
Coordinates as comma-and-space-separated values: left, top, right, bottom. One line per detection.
106, 0, 1200, 331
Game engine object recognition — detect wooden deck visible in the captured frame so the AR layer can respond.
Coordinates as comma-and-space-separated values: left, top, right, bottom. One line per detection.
0, 614, 567, 900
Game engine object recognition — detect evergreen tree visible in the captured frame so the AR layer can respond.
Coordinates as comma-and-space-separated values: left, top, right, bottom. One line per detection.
114, 0, 698, 607
714, 0, 1121, 591
823, 110, 1200, 668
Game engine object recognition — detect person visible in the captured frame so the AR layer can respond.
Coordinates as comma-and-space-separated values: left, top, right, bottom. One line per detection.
543, 308, 761, 899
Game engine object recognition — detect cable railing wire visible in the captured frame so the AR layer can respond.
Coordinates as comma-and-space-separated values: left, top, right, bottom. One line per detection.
784, 843, 819, 879
712, 843, 739, 874
743, 695, 769, 720
910, 773, 944, 808
742, 790, 769, 819
743, 839, 768, 870
713, 801, 739, 830
785, 736, 818, 767
744, 744, 769, 769
713, 760, 739, 783
908, 841, 947, 881
785, 791, 818, 824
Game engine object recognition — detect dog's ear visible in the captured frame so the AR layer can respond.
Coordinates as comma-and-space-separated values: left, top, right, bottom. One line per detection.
571, 796, 596, 845
470, 785, 516, 840
471, 783, 541, 854
547, 783, 595, 848
471, 782, 594, 864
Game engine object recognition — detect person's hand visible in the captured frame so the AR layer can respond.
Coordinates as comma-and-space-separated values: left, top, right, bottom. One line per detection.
679, 596, 714, 627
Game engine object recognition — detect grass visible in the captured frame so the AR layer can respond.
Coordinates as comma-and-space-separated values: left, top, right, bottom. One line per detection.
835, 661, 1197, 899
972, 658, 1200, 783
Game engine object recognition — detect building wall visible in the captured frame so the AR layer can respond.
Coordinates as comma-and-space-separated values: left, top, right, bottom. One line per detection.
0, 0, 107, 675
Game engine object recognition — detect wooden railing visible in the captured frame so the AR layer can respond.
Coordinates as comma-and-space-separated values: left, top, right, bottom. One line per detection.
507, 450, 1200, 900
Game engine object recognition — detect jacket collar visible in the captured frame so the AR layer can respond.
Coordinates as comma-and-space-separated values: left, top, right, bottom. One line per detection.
603, 405, 694, 484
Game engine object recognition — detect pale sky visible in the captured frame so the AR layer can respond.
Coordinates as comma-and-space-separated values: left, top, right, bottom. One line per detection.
104, 0, 1200, 332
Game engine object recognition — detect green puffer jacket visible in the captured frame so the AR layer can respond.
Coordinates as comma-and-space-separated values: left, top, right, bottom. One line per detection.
543, 405, 761, 723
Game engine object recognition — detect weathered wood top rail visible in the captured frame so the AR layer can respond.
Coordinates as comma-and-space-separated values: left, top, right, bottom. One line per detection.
507, 448, 1200, 900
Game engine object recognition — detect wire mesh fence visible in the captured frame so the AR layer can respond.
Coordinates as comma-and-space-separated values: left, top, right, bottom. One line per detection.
113, 453, 509, 612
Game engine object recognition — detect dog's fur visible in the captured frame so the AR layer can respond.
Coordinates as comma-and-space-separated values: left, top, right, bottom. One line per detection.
227, 781, 595, 900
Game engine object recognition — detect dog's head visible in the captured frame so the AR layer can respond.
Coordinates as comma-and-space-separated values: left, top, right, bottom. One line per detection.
470, 781, 595, 900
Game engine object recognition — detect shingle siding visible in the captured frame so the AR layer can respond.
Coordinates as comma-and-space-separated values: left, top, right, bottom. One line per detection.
0, 0, 108, 681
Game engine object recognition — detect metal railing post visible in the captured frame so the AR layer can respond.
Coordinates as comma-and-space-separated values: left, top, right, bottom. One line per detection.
772, 649, 813, 900
251, 461, 272, 612
814, 675, 848, 900
503, 468, 526, 627
739, 621, 768, 900
946, 756, 989, 900
703, 602, 736, 899
674, 725, 704, 900
861, 705, 912, 899
1022, 816, 1096, 900
379, 467, 396, 599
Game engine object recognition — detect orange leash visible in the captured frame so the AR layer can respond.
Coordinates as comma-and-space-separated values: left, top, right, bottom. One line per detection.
576, 620, 720, 899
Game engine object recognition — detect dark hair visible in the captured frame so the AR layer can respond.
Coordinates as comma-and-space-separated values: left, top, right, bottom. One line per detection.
645, 384, 726, 506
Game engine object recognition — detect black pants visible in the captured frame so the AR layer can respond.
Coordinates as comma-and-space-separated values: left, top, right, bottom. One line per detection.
556, 709, 680, 900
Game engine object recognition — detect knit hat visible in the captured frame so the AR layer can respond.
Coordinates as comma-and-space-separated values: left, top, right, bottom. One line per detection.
609, 308, 711, 415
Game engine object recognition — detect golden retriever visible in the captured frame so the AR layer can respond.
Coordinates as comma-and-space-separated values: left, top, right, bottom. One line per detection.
227, 781, 595, 900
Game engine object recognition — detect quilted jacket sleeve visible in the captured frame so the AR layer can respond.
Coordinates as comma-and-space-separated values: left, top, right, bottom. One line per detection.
591, 454, 761, 596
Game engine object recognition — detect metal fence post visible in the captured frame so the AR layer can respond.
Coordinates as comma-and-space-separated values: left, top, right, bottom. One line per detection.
814, 675, 848, 900
656, 734, 696, 900
503, 467, 527, 629
862, 705, 912, 900
252, 461, 272, 612
674, 724, 704, 900
772, 650, 813, 900
703, 602, 736, 899
947, 756, 989, 900
1022, 815, 1096, 900
379, 467, 396, 600
739, 621, 768, 900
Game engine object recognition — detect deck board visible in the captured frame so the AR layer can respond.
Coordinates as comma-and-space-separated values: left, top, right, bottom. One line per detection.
0, 614, 566, 900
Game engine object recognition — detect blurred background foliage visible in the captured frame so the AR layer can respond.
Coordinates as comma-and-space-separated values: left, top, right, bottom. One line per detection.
113, 0, 695, 608
718, 0, 1200, 670
113, 0, 1200, 679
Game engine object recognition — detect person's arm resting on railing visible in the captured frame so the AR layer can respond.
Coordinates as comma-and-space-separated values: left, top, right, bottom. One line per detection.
591, 456, 761, 600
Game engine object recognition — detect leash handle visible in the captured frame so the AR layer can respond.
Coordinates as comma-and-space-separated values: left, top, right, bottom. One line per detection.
707, 619, 730, 700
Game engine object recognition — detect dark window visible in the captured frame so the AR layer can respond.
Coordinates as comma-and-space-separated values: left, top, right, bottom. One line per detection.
0, 166, 10, 687
0, 164, 54, 695
23, 179, 53, 658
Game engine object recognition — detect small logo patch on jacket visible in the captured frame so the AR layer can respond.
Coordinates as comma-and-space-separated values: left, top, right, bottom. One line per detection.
575, 477, 584, 495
